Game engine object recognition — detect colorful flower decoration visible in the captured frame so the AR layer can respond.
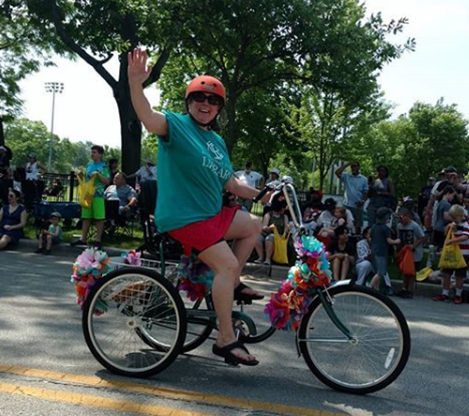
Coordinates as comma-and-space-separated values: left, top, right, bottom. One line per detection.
71, 248, 111, 310
177, 253, 214, 301
122, 250, 142, 266
265, 235, 332, 331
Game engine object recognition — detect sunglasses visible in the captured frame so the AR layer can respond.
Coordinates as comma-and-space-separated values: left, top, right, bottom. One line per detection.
190, 92, 223, 107
8, 194, 15, 198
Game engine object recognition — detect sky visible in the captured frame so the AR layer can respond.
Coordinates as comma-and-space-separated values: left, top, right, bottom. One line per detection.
18, 0, 469, 149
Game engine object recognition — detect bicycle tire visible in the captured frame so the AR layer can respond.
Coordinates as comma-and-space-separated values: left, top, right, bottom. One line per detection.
181, 296, 214, 353
298, 285, 411, 394
82, 267, 187, 378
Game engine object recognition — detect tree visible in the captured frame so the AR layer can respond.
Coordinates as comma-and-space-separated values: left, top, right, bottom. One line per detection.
27, 0, 412, 176
279, 3, 415, 190
4, 118, 120, 173
27, 0, 172, 174
0, 0, 64, 146
158, 0, 413, 171
347, 100, 469, 197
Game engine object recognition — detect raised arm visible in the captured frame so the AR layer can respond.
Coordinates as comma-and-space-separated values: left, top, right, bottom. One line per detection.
335, 163, 350, 179
128, 48, 168, 136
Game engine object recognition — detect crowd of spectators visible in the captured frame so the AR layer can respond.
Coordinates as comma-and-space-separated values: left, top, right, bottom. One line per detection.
1, 146, 469, 304
0, 143, 157, 250
239, 160, 469, 304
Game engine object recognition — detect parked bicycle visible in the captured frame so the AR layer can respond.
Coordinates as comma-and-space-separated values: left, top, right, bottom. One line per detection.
81, 180, 411, 395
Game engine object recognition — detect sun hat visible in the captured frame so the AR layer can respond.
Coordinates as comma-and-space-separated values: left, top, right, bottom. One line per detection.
50, 212, 61, 219
270, 168, 280, 175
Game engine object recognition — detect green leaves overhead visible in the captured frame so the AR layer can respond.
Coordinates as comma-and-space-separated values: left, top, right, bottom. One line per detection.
344, 100, 469, 197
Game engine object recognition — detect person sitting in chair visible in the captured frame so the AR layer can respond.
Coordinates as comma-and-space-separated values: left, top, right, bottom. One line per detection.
104, 172, 138, 218
327, 226, 355, 281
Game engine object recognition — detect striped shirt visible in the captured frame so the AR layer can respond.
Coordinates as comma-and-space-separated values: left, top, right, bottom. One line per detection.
453, 220, 469, 256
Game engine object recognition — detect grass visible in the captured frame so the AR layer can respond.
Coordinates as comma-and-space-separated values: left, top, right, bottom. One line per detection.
24, 217, 144, 250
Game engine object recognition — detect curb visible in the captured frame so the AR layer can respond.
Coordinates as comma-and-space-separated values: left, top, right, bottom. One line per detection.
242, 263, 444, 299
10, 238, 446, 299
10, 238, 125, 259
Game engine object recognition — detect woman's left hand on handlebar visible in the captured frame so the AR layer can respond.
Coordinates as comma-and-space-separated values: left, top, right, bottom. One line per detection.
260, 190, 274, 204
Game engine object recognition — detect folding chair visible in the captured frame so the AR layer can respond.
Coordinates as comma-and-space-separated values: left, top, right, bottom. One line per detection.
104, 199, 135, 238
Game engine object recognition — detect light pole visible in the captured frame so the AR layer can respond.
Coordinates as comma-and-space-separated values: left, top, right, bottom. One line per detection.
44, 82, 64, 172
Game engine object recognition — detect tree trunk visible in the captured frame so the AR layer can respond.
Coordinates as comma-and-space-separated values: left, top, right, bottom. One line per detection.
116, 52, 141, 176
224, 91, 238, 155
0, 117, 4, 147
117, 99, 142, 176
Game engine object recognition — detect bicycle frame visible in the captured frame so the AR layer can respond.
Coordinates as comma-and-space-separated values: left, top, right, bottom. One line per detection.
154, 181, 355, 348
279, 183, 355, 345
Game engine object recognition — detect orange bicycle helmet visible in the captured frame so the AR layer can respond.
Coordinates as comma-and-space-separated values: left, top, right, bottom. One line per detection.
185, 75, 226, 104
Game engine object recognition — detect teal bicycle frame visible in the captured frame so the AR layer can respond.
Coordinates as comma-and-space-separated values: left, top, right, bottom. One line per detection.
280, 183, 355, 344
155, 181, 356, 345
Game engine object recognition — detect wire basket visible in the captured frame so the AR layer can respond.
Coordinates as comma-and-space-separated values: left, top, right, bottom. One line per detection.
108, 257, 179, 285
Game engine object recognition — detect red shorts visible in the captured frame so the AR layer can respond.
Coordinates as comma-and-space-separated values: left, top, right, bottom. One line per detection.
168, 206, 238, 255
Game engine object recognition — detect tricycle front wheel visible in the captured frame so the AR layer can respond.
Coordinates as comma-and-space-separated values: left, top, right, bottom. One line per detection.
298, 285, 410, 394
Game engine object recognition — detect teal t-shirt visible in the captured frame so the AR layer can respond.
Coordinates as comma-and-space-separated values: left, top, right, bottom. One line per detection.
48, 224, 62, 240
156, 111, 234, 232
85, 161, 110, 197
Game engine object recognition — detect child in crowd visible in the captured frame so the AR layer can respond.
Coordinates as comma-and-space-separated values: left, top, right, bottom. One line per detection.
370, 207, 401, 295
355, 227, 373, 285
71, 145, 110, 249
327, 226, 355, 281
433, 186, 456, 251
434, 205, 469, 305
36, 212, 62, 255
396, 207, 425, 299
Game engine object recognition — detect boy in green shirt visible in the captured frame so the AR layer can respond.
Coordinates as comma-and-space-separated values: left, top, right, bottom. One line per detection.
72, 145, 110, 249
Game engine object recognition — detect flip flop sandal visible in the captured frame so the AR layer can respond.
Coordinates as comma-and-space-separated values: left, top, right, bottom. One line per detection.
212, 340, 259, 366
234, 282, 264, 304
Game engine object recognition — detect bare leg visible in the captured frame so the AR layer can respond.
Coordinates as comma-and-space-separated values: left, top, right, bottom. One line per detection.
0, 235, 12, 249
254, 239, 264, 261
38, 233, 44, 249
224, 210, 263, 291
403, 274, 416, 292
331, 258, 341, 280
198, 241, 257, 363
95, 220, 105, 242
46, 235, 53, 250
442, 272, 451, 290
81, 219, 92, 242
370, 273, 380, 289
340, 257, 350, 280
265, 238, 274, 263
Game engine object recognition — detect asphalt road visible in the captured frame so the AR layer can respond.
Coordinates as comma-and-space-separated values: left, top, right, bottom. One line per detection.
0, 247, 468, 416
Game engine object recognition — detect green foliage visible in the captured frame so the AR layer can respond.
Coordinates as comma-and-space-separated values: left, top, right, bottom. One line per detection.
141, 133, 158, 164
344, 100, 469, 197
156, 0, 413, 180
0, 0, 68, 128
4, 118, 120, 173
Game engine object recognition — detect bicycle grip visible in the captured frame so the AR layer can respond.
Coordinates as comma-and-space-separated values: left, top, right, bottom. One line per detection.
253, 186, 272, 203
